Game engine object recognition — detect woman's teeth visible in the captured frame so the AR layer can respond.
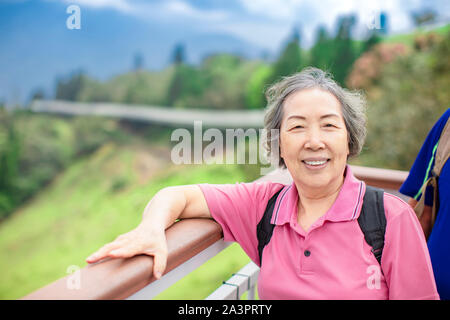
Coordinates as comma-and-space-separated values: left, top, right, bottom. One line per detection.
304, 160, 327, 166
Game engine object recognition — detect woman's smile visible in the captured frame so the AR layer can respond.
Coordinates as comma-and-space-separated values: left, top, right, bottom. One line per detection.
301, 158, 331, 170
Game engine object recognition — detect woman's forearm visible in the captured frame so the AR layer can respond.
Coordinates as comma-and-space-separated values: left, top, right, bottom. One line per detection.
139, 184, 211, 233
140, 186, 187, 231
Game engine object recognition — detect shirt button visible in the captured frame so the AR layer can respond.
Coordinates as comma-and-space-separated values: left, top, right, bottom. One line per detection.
304, 250, 311, 257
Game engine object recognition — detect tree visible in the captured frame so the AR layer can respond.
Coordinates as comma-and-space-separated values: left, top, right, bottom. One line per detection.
0, 110, 21, 218
361, 31, 382, 53
55, 70, 89, 101
309, 25, 335, 71
167, 64, 204, 107
171, 43, 185, 66
357, 31, 449, 170
133, 52, 144, 71
245, 64, 272, 109
29, 87, 46, 101
330, 14, 358, 86
268, 27, 303, 84
123, 72, 149, 104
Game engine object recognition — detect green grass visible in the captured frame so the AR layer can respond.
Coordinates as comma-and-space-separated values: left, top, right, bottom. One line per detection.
0, 141, 257, 300
381, 23, 450, 45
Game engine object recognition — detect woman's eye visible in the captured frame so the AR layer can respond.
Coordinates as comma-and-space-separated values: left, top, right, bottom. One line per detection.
324, 123, 335, 128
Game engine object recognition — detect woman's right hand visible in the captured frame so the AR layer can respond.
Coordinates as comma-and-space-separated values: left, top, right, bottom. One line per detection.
85, 185, 211, 280
85, 224, 168, 279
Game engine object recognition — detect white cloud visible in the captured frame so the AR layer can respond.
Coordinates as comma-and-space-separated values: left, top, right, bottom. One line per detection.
238, 0, 303, 20
213, 21, 292, 51
235, 0, 429, 47
60, 0, 230, 24
61, 0, 133, 13
155, 0, 230, 22
57, 0, 446, 51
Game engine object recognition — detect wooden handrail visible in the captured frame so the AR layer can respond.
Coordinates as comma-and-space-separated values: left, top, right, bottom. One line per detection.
255, 165, 409, 191
22, 218, 222, 300
351, 165, 409, 190
21, 165, 409, 300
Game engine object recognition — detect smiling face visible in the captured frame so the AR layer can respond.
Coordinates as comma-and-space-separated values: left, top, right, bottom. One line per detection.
280, 87, 349, 195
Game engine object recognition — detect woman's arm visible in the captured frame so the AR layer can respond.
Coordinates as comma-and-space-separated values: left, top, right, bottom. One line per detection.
85, 185, 211, 279
140, 185, 212, 230
383, 195, 439, 299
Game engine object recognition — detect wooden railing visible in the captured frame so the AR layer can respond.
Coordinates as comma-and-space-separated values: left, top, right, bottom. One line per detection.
21, 165, 409, 300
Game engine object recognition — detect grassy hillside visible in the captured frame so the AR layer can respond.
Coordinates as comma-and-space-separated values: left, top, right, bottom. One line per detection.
382, 23, 450, 45
0, 139, 258, 299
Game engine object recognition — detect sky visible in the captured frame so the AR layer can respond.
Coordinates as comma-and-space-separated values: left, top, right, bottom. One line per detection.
0, 0, 449, 105
53, 0, 449, 48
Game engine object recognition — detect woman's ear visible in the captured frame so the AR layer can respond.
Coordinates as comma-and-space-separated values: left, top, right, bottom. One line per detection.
346, 132, 351, 157
279, 135, 285, 159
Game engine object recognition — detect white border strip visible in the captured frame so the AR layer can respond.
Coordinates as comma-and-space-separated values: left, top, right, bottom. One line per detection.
127, 239, 232, 300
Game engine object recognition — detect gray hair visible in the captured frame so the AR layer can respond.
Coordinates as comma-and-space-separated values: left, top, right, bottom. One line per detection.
263, 67, 367, 169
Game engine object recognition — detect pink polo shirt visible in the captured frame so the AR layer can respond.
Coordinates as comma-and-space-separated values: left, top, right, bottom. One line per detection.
197, 165, 439, 300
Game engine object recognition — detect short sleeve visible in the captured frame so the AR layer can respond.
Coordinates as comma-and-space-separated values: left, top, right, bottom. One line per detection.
381, 194, 440, 300
400, 109, 450, 205
197, 181, 285, 264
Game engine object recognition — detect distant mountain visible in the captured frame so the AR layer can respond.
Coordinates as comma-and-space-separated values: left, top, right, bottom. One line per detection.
183, 32, 269, 64
0, 1, 267, 106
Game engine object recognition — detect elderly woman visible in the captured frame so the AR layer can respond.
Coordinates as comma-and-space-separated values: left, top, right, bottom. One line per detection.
86, 67, 439, 300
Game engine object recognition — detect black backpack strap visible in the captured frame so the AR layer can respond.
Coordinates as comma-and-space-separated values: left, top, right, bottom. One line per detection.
357, 185, 386, 265
256, 187, 284, 267
257, 185, 386, 267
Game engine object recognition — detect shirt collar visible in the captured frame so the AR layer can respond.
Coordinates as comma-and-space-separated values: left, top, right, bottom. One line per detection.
271, 165, 366, 226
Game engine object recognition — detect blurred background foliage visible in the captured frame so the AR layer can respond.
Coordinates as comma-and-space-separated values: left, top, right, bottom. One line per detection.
0, 8, 449, 298
3, 21, 447, 221
348, 27, 449, 169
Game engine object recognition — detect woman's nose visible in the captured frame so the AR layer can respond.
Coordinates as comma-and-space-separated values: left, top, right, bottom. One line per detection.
304, 128, 325, 150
